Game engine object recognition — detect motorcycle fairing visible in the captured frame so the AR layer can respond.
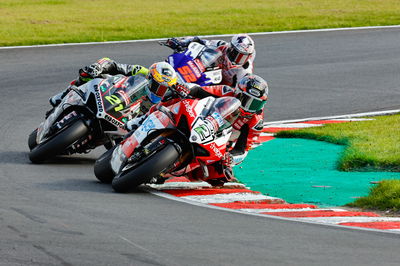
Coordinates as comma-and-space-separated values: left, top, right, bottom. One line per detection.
168, 42, 222, 85
96, 75, 148, 128
111, 110, 174, 173
36, 75, 147, 145
110, 96, 240, 178
36, 86, 86, 144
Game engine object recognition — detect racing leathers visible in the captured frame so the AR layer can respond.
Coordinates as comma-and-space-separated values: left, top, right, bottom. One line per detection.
49, 57, 149, 107
166, 36, 255, 87
185, 83, 264, 185
49, 58, 168, 130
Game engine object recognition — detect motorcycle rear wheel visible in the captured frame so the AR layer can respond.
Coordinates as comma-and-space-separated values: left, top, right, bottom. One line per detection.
111, 143, 179, 193
94, 146, 116, 184
29, 119, 89, 164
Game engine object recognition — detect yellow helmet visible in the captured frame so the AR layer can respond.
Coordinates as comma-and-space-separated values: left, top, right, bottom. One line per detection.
146, 62, 178, 103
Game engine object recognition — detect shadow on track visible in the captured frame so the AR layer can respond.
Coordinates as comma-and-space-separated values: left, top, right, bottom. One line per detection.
35, 178, 149, 194
0, 151, 98, 165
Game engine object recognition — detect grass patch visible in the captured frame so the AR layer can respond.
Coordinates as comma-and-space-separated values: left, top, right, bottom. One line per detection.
1, 0, 400, 46
276, 114, 400, 172
347, 180, 400, 211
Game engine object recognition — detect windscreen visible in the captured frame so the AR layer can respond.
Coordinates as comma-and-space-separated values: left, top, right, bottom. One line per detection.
199, 48, 222, 68
99, 75, 148, 121
208, 97, 240, 118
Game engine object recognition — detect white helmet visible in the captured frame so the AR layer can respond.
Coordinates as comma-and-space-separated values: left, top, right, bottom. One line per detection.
227, 34, 255, 65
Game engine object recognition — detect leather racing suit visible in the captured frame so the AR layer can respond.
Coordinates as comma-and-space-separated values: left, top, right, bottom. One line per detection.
185, 84, 264, 185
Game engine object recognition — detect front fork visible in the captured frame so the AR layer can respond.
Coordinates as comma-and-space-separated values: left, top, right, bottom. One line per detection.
111, 134, 182, 175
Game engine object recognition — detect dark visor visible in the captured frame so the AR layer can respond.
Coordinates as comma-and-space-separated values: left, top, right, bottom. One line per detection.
239, 92, 266, 112
228, 48, 250, 65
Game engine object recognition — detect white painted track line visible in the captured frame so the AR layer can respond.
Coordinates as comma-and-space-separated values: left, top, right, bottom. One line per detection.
2, 25, 400, 50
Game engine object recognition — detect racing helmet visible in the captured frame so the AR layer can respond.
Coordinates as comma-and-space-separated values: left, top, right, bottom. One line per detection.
146, 62, 178, 103
235, 74, 268, 113
227, 34, 255, 65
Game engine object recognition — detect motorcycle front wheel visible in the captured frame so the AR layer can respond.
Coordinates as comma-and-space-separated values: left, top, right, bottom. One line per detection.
28, 128, 38, 150
28, 119, 89, 164
94, 146, 116, 184
111, 143, 179, 193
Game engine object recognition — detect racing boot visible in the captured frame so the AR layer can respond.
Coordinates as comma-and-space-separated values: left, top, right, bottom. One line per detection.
49, 81, 81, 108
49, 89, 68, 107
148, 175, 168, 185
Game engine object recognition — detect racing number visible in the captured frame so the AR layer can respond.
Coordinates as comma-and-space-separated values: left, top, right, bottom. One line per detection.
104, 95, 124, 112
177, 65, 197, 82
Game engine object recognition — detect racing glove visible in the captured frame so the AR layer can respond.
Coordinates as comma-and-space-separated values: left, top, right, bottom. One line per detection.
174, 83, 191, 98
165, 38, 186, 52
222, 153, 234, 168
78, 63, 103, 82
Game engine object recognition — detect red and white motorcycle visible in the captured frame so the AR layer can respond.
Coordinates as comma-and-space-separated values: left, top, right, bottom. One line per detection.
94, 96, 240, 192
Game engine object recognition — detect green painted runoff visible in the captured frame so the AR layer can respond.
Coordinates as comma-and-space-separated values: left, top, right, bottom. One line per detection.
235, 138, 400, 207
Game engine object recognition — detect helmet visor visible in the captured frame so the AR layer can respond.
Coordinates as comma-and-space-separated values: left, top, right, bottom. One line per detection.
148, 77, 168, 97
145, 86, 162, 104
227, 47, 251, 65
238, 92, 266, 113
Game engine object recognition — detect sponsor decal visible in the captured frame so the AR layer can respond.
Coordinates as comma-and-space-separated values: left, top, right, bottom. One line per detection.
141, 117, 156, 132
194, 58, 205, 73
104, 114, 124, 128
249, 88, 261, 96
183, 100, 196, 118
114, 76, 129, 89
94, 85, 104, 113
187, 61, 201, 78
211, 112, 224, 127
55, 111, 78, 129
210, 143, 223, 158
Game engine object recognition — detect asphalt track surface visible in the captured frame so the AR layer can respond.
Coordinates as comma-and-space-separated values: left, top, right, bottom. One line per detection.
1, 27, 400, 265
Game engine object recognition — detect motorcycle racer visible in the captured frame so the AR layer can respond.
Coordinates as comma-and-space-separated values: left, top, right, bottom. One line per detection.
165, 34, 256, 87
49, 57, 177, 107
129, 74, 269, 186
49, 59, 178, 120
184, 74, 268, 186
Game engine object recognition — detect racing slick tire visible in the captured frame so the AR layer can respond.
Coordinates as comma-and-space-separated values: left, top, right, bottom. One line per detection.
28, 120, 89, 164
111, 143, 179, 193
28, 128, 38, 150
94, 146, 116, 184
